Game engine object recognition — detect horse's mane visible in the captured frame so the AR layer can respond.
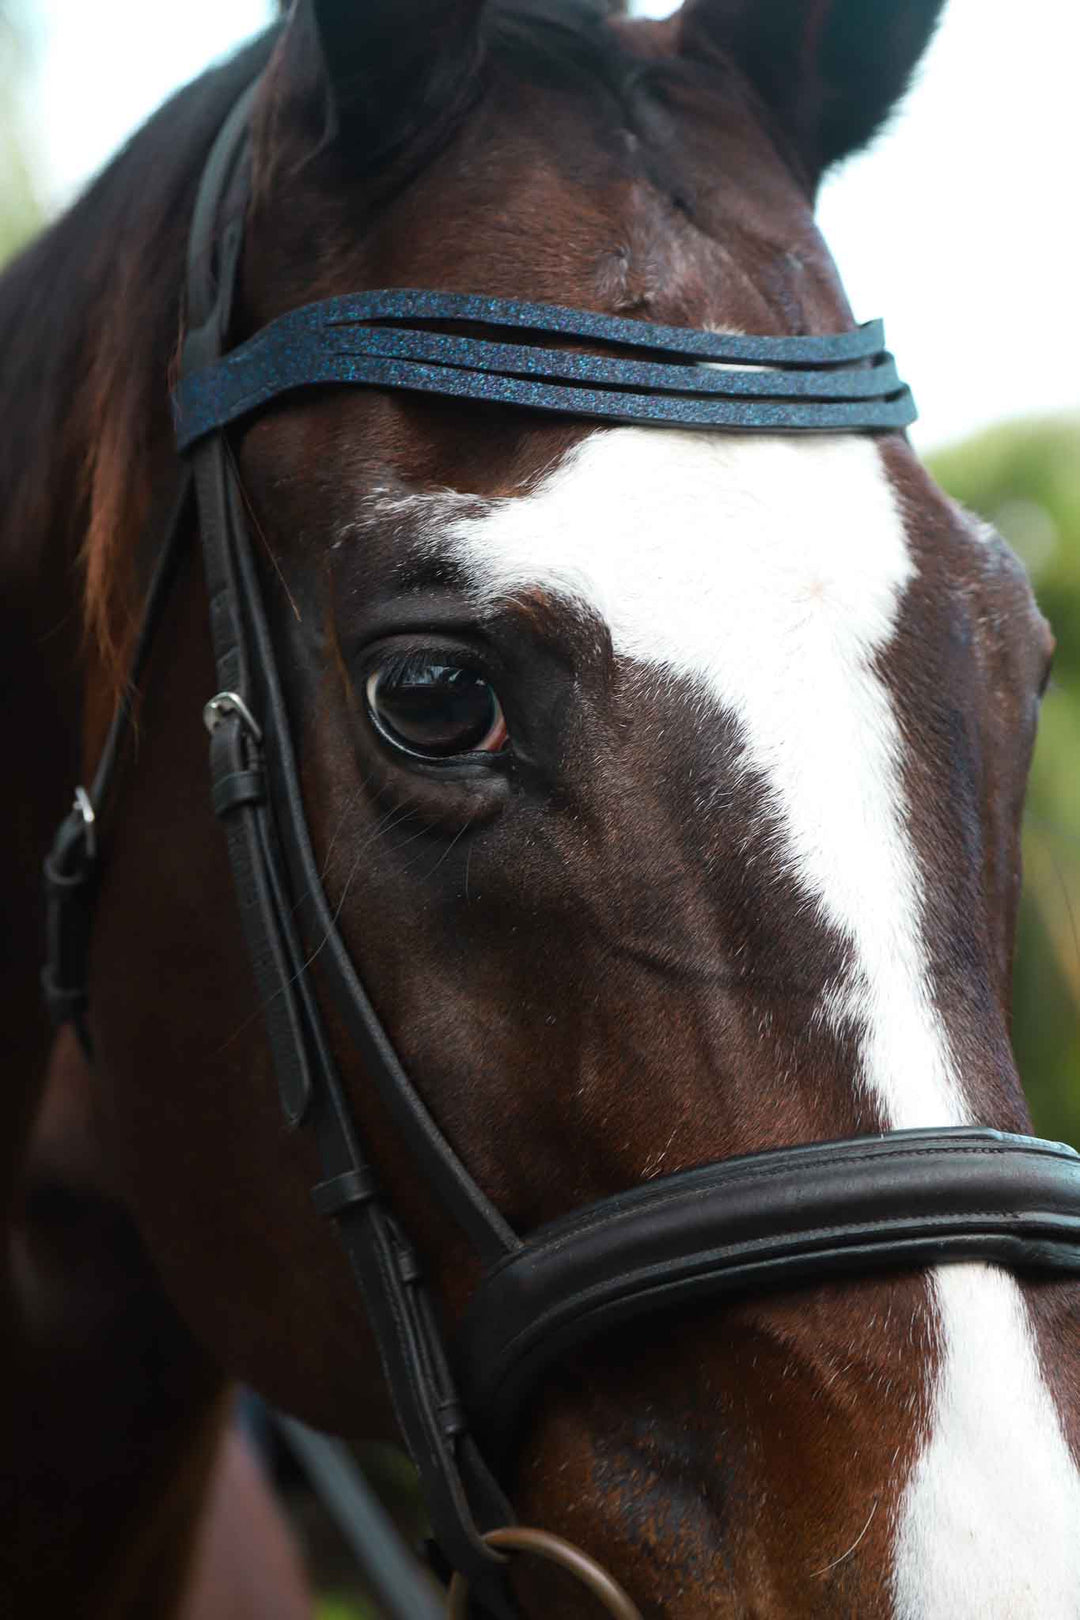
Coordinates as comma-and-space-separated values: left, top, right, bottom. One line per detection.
0, 33, 279, 690
0, 1, 648, 696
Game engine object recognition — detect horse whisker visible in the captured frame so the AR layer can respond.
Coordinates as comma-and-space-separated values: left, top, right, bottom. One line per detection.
809, 1499, 878, 1578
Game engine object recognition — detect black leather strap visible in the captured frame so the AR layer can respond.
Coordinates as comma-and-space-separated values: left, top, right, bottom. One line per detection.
180, 94, 517, 1258
457, 1127, 1080, 1460
41, 472, 193, 1055
312, 1167, 379, 1217
178, 84, 517, 1613
41, 806, 98, 1047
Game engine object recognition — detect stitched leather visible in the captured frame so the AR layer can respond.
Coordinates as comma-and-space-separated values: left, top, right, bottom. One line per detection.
457, 1128, 1080, 1460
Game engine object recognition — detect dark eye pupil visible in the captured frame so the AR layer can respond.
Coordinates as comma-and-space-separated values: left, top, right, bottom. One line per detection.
367, 660, 502, 758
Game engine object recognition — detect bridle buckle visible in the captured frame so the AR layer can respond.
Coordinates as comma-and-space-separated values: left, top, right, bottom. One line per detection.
72, 785, 97, 862
202, 689, 262, 743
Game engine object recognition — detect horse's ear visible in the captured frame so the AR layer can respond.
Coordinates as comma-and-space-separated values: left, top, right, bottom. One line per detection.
289, 0, 490, 169
679, 0, 945, 186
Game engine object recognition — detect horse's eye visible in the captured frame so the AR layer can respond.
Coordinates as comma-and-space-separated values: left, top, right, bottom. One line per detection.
365, 658, 509, 760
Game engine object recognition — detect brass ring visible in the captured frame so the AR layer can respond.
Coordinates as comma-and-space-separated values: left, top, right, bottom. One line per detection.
447, 1526, 642, 1619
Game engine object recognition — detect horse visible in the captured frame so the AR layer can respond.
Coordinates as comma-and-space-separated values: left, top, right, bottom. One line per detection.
3, 0, 1079, 1615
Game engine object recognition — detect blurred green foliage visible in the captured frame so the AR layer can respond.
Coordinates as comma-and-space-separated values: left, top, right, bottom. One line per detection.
0, 0, 41, 260
930, 417, 1080, 1145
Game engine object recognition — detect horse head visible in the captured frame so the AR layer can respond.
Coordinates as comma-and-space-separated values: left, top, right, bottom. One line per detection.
75, 2, 1077, 1614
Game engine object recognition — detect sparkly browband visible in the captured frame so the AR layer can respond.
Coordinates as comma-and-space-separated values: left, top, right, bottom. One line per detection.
172, 288, 916, 448
173, 291, 919, 450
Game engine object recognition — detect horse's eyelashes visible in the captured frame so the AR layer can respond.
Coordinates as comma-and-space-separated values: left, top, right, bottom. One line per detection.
364, 656, 510, 762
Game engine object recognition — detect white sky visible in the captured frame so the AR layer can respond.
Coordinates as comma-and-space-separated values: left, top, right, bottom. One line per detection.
19, 0, 1080, 450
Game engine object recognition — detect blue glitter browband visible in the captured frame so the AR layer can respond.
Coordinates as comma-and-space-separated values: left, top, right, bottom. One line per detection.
172, 288, 916, 449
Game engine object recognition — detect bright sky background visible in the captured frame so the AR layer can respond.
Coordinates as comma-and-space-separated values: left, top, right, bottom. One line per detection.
17, 0, 1080, 450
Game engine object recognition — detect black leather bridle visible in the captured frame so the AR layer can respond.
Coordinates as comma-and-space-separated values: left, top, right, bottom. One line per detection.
41, 78, 1080, 1619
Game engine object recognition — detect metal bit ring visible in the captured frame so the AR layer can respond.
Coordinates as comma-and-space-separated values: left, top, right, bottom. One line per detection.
446, 1526, 642, 1619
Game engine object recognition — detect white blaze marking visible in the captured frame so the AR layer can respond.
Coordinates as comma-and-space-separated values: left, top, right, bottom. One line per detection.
385, 425, 1080, 1609
894, 1265, 1080, 1618
416, 427, 963, 1128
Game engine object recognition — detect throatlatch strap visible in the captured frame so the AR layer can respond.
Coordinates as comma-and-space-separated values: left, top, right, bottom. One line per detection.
41, 473, 193, 1056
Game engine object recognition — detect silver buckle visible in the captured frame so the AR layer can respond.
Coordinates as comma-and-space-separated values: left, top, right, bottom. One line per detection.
202, 690, 262, 744
73, 785, 96, 861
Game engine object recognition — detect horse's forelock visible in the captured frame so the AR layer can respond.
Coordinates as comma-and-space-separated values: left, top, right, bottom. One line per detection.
249, 0, 654, 200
